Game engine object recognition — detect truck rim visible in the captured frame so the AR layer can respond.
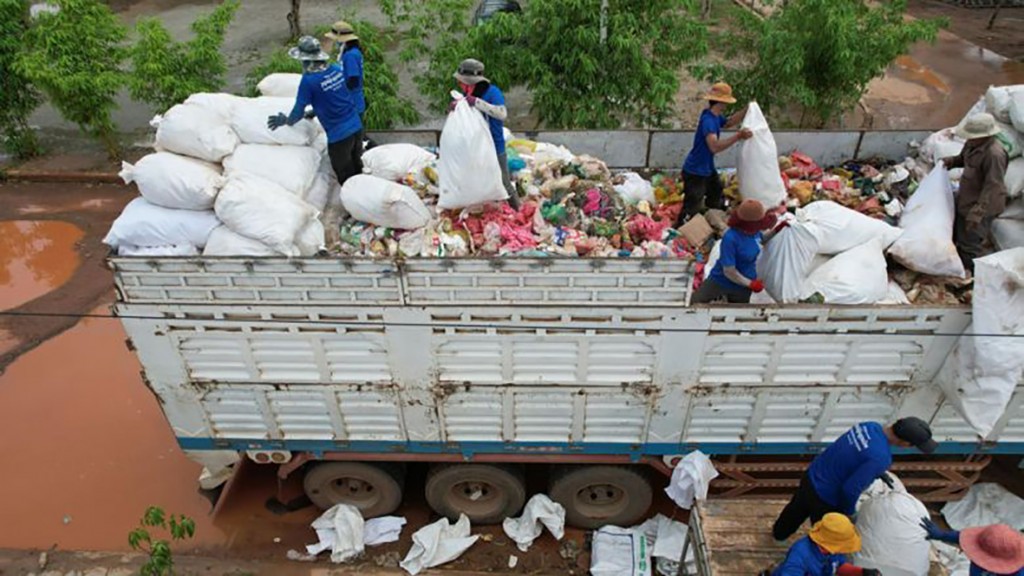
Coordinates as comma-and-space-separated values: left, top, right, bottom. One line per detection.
574, 483, 628, 518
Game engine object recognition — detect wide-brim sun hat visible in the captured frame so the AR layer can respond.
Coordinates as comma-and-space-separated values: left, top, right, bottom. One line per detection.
956, 112, 1002, 140
961, 525, 1024, 574
325, 20, 358, 43
706, 82, 737, 104
735, 199, 766, 223
809, 513, 862, 555
288, 35, 330, 62
454, 58, 488, 85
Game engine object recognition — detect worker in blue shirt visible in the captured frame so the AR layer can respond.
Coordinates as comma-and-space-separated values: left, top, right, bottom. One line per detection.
767, 513, 880, 576
921, 520, 1024, 576
268, 36, 363, 185
772, 418, 938, 542
450, 58, 520, 209
325, 21, 366, 124
678, 82, 752, 226
691, 198, 779, 304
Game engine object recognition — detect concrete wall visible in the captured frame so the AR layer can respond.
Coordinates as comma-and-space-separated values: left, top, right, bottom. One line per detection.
368, 129, 933, 169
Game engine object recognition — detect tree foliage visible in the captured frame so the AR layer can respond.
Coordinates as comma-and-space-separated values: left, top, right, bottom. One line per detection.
694, 0, 945, 127
128, 0, 240, 112
16, 0, 127, 158
128, 506, 196, 576
383, 0, 708, 129
0, 0, 42, 158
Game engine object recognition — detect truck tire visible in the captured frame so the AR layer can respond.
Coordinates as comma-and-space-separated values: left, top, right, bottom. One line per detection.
303, 462, 405, 517
549, 465, 652, 529
425, 464, 526, 525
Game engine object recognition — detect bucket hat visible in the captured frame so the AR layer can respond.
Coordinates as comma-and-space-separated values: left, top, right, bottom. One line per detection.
956, 113, 1001, 140
325, 20, 358, 43
961, 525, 1024, 574
808, 513, 862, 555
892, 416, 938, 454
288, 36, 330, 62
454, 58, 488, 85
706, 82, 737, 104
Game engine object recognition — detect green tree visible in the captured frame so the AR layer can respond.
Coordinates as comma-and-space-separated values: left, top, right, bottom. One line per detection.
128, 506, 196, 576
694, 0, 945, 127
384, 0, 709, 129
0, 0, 42, 158
16, 0, 127, 158
128, 0, 240, 112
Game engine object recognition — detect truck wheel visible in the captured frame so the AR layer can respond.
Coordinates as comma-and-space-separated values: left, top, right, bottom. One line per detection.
549, 465, 652, 529
425, 464, 526, 525
303, 462, 405, 517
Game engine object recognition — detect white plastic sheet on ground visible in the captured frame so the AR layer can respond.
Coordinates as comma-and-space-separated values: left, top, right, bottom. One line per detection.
152, 104, 239, 163
614, 172, 656, 205
591, 525, 652, 576
853, 475, 931, 576
936, 248, 1024, 437
103, 197, 220, 251
223, 143, 321, 197
799, 239, 890, 305
502, 494, 565, 552
664, 450, 718, 510
214, 173, 318, 256
202, 225, 281, 257
437, 94, 507, 210
120, 152, 224, 211
257, 73, 302, 98
942, 483, 1024, 531
888, 164, 966, 278
364, 516, 407, 546
738, 101, 786, 208
231, 96, 319, 146
400, 514, 478, 575
305, 503, 365, 563
634, 514, 694, 576
362, 143, 437, 182
341, 174, 431, 230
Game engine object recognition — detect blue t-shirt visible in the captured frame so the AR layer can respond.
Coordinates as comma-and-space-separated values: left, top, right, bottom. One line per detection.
970, 562, 1024, 576
808, 422, 893, 514
288, 64, 362, 144
708, 229, 761, 291
339, 46, 366, 116
479, 84, 506, 155
772, 537, 847, 576
683, 108, 727, 177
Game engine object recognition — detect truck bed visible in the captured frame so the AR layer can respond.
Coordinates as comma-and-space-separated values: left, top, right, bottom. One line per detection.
689, 499, 796, 576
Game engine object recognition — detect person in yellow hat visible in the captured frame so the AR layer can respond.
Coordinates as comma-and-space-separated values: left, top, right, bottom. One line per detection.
768, 513, 882, 576
678, 82, 752, 225
325, 21, 366, 124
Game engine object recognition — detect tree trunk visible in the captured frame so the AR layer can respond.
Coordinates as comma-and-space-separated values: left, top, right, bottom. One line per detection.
986, 0, 1004, 31
287, 0, 301, 39
701, 0, 711, 20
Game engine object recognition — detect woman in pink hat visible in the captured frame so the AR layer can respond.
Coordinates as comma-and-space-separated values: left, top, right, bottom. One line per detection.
691, 198, 779, 304
922, 518, 1024, 576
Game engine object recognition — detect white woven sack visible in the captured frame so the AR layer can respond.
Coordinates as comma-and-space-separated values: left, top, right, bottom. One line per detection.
119, 152, 224, 211
152, 104, 239, 162
214, 173, 319, 256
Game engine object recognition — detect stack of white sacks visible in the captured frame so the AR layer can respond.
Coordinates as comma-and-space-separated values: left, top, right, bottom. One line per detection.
104, 75, 337, 258
919, 84, 1024, 252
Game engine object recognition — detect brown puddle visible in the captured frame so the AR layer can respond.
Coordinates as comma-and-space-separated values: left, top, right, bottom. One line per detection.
0, 220, 84, 311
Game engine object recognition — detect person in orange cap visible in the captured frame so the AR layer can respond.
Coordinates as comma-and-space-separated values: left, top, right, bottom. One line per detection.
922, 518, 1024, 576
678, 82, 752, 225
691, 198, 779, 304
767, 513, 881, 576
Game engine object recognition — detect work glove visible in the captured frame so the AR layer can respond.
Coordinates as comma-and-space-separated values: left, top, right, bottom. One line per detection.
749, 279, 765, 293
303, 108, 316, 120
465, 95, 478, 107
920, 518, 946, 541
267, 112, 287, 131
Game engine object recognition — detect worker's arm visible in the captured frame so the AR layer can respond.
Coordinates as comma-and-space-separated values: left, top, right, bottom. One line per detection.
942, 149, 965, 170
342, 50, 363, 91
921, 518, 961, 546
286, 79, 314, 125
724, 104, 749, 129
706, 129, 752, 154
474, 98, 508, 121
723, 266, 753, 289
838, 460, 888, 514
970, 148, 1009, 225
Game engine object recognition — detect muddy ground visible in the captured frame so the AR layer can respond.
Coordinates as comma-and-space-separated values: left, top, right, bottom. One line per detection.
908, 1, 1024, 61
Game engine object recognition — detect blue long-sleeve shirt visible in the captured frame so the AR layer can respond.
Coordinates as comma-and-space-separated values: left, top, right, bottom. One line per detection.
339, 46, 365, 116
287, 64, 362, 144
808, 422, 892, 514
931, 529, 1024, 576
772, 536, 849, 576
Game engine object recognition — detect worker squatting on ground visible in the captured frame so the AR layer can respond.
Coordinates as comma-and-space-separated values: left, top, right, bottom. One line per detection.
325, 21, 366, 127
764, 513, 881, 576
677, 82, 753, 225
772, 418, 938, 542
450, 58, 520, 209
921, 520, 1024, 576
267, 36, 363, 186
691, 199, 781, 304
942, 112, 1009, 274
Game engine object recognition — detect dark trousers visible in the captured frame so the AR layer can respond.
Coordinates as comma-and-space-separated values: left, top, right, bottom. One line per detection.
953, 210, 995, 274
328, 132, 364, 186
681, 169, 725, 222
691, 277, 752, 304
772, 473, 842, 541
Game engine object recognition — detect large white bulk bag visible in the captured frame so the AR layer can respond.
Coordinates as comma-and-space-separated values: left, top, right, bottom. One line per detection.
341, 174, 431, 230
362, 143, 437, 182
919, 128, 964, 166
799, 239, 890, 305
985, 85, 1024, 124
103, 197, 220, 250
257, 73, 302, 98
303, 172, 333, 212
184, 92, 246, 123
120, 152, 224, 211
437, 96, 507, 210
295, 219, 326, 256
757, 217, 820, 303
853, 488, 931, 576
230, 96, 319, 146
223, 144, 321, 197
796, 200, 902, 254
214, 173, 319, 256
995, 119, 1024, 159
887, 165, 966, 278
737, 102, 786, 208
118, 243, 199, 257
1010, 91, 1024, 133
202, 225, 280, 257
152, 104, 239, 162
993, 199, 1024, 251
1007, 158, 1024, 199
